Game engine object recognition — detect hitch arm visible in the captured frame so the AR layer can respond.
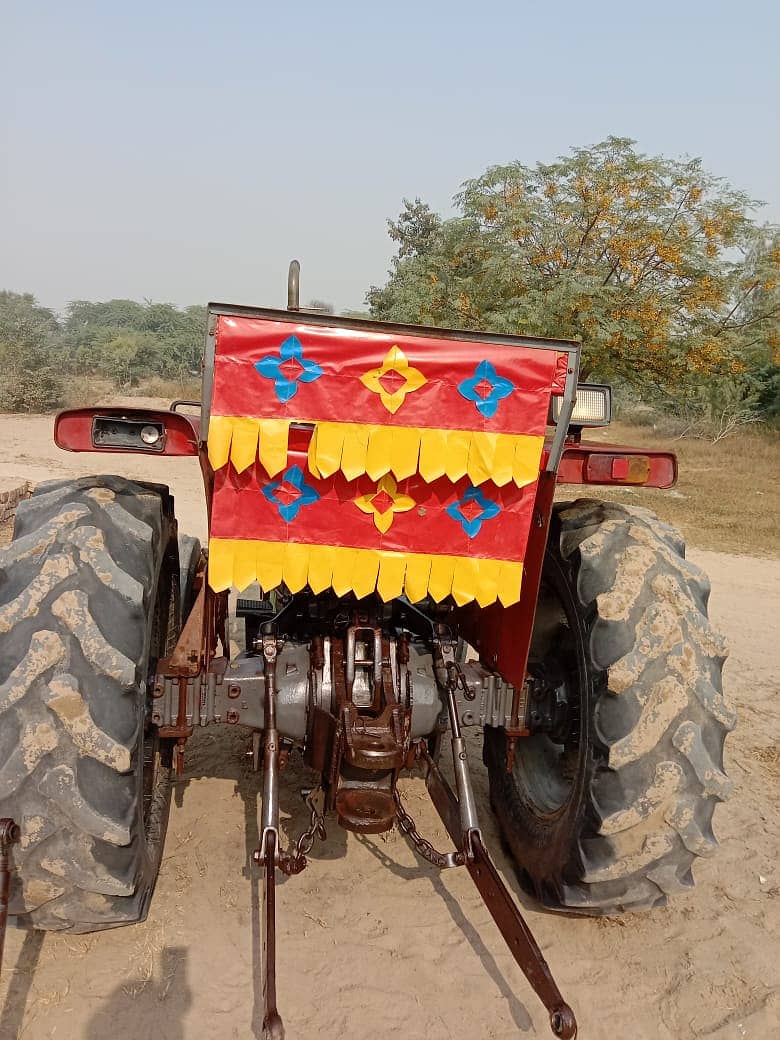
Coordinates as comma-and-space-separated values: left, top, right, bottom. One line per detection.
253, 637, 286, 1040
260, 830, 284, 1040
423, 753, 577, 1040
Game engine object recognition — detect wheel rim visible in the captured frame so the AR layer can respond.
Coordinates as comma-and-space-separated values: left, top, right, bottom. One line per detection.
514, 553, 588, 819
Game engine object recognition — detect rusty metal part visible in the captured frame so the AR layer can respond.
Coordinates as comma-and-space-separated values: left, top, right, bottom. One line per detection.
336, 787, 395, 834
468, 834, 577, 1039
260, 830, 284, 1040
304, 707, 337, 774
341, 701, 407, 771
0, 818, 21, 979
394, 789, 464, 869
422, 749, 577, 1039
168, 574, 206, 675
163, 547, 228, 680
153, 545, 228, 771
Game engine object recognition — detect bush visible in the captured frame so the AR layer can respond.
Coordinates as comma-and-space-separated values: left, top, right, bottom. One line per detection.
0, 368, 65, 413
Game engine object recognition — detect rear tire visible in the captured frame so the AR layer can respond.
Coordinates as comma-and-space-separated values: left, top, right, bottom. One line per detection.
0, 475, 179, 931
485, 498, 735, 914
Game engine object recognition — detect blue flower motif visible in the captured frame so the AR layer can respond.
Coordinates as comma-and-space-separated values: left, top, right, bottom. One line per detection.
254, 335, 323, 402
262, 465, 320, 521
446, 486, 501, 538
457, 360, 515, 419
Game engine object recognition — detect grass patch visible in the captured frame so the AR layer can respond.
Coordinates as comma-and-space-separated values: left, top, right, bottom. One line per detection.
560, 422, 780, 558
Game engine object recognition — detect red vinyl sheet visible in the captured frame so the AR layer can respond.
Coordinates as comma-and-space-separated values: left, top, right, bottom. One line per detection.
211, 315, 558, 436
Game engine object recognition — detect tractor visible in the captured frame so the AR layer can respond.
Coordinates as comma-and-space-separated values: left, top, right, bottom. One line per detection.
0, 263, 733, 1038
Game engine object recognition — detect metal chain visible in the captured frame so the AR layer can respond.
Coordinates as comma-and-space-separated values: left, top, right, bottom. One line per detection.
393, 789, 464, 870
278, 790, 327, 876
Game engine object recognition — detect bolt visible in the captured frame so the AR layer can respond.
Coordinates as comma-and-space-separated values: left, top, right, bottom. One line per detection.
226, 710, 240, 724
228, 684, 241, 699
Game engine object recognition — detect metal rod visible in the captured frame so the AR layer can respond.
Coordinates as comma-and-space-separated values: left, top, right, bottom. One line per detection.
287, 260, 300, 311
467, 834, 577, 1039
260, 639, 280, 843
445, 674, 480, 839
421, 754, 577, 1039
261, 830, 284, 1039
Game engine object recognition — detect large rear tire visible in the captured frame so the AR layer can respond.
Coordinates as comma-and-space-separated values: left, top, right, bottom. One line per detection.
0, 475, 179, 932
485, 499, 735, 914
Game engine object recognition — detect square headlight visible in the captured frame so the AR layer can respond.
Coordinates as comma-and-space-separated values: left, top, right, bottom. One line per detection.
551, 383, 612, 427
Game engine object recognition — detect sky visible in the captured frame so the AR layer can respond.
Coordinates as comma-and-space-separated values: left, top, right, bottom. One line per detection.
2, 0, 779, 316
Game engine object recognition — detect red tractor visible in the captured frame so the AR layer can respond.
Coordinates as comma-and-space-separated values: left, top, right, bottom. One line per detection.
0, 265, 732, 1038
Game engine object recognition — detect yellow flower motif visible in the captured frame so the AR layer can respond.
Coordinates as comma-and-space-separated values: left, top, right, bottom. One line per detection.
360, 345, 427, 414
354, 474, 415, 533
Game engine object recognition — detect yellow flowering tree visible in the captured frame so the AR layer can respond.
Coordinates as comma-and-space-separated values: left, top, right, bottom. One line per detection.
368, 138, 779, 402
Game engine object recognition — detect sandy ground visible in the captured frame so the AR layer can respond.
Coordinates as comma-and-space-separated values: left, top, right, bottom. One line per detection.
0, 411, 778, 1040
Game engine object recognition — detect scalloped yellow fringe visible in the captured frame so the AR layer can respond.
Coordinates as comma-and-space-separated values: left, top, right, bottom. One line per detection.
207, 537, 523, 607
207, 416, 543, 488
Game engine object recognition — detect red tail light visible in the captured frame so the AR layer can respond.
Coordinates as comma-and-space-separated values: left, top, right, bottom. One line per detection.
557, 445, 676, 488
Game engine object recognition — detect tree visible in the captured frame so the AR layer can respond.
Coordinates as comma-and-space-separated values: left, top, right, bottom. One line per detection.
61, 298, 206, 382
0, 292, 64, 412
368, 138, 779, 398
387, 198, 441, 259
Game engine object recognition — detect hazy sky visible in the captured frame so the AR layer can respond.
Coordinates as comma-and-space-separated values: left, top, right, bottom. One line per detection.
3, 1, 778, 315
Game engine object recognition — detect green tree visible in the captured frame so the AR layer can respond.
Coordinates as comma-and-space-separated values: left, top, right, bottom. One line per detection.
368, 138, 779, 397
0, 291, 64, 412
62, 298, 205, 382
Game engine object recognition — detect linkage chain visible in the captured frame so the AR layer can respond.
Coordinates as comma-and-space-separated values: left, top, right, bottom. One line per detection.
393, 789, 464, 869
278, 790, 327, 876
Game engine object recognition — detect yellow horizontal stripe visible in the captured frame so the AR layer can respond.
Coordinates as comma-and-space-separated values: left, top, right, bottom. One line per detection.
208, 416, 544, 488
207, 537, 523, 608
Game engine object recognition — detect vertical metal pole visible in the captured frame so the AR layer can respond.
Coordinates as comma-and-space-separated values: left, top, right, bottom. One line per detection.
287, 260, 300, 311
261, 831, 284, 1039
260, 639, 280, 843
254, 636, 285, 1038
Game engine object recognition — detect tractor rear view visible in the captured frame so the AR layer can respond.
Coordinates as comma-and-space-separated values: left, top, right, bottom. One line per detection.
0, 264, 733, 1038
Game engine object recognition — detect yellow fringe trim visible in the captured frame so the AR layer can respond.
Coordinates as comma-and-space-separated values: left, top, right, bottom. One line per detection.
208, 537, 523, 607
207, 416, 543, 488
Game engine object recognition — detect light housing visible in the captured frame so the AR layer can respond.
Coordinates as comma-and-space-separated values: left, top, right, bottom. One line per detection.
91, 416, 166, 452
550, 383, 611, 427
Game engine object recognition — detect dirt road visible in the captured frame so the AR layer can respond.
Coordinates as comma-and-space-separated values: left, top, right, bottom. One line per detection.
1, 413, 778, 1039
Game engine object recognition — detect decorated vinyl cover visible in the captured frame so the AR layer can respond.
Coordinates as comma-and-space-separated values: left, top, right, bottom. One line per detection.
205, 311, 576, 608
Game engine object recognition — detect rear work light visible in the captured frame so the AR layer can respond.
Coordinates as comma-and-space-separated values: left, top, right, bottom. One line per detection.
550, 383, 611, 427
